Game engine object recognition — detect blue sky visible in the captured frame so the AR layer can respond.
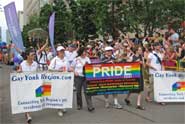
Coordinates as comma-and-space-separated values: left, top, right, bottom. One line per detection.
0, 0, 23, 42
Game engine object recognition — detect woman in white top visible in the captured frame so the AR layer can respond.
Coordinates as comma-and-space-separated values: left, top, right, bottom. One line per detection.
36, 38, 48, 71
71, 47, 95, 112
48, 46, 70, 117
18, 48, 38, 124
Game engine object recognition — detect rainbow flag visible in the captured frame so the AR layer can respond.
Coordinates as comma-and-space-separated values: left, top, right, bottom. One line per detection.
85, 62, 141, 80
172, 81, 185, 91
36, 83, 51, 97
84, 62, 143, 95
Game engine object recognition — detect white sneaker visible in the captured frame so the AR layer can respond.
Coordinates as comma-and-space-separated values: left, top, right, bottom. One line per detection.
105, 102, 110, 108
27, 116, 32, 124
113, 103, 123, 109
62, 108, 67, 113
73, 86, 76, 91
58, 110, 63, 117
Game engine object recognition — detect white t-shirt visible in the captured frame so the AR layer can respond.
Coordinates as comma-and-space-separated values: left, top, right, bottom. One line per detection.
148, 51, 163, 74
65, 51, 78, 64
170, 33, 179, 46
20, 60, 38, 72
127, 52, 134, 62
36, 51, 47, 64
47, 52, 54, 61
48, 56, 69, 71
71, 56, 91, 77
170, 33, 179, 41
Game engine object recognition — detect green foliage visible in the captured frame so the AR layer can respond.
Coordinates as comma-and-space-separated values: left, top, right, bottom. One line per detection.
53, 0, 70, 43
22, 0, 185, 47
71, 0, 97, 40
39, 4, 53, 30
22, 15, 40, 47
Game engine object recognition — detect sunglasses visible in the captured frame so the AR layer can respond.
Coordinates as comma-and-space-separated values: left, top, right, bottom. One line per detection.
30, 52, 35, 56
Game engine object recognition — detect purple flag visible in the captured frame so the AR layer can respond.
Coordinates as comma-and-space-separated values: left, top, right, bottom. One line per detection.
4, 2, 25, 52
49, 12, 56, 56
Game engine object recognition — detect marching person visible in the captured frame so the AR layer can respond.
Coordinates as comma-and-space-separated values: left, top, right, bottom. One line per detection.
36, 38, 49, 71
101, 46, 123, 109
124, 47, 145, 110
65, 42, 80, 91
48, 46, 71, 117
146, 42, 165, 105
17, 47, 38, 124
71, 47, 95, 112
65, 43, 79, 65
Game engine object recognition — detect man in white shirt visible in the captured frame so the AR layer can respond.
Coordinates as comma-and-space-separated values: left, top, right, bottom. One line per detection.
48, 46, 70, 71
65, 43, 79, 91
146, 42, 164, 104
101, 46, 123, 109
65, 44, 79, 65
48, 46, 70, 117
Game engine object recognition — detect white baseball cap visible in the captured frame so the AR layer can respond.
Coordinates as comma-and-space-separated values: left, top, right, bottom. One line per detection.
57, 46, 65, 51
87, 45, 92, 48
104, 46, 113, 51
107, 39, 113, 42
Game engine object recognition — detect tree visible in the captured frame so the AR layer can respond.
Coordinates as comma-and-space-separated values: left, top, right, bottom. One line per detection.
70, 0, 97, 40
22, 0, 185, 47
22, 15, 40, 47
39, 4, 53, 31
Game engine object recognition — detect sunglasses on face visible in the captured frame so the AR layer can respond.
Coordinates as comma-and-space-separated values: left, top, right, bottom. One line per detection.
30, 52, 35, 56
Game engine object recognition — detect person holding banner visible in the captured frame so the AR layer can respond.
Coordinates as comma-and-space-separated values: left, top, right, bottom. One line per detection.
48, 46, 71, 117
146, 42, 165, 105
101, 46, 123, 109
71, 47, 95, 112
17, 48, 38, 124
124, 47, 145, 110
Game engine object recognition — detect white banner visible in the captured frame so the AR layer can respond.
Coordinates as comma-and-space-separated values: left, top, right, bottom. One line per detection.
154, 71, 185, 102
10, 72, 74, 114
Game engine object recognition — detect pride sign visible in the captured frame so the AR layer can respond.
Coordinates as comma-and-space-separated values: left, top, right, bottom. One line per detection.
85, 62, 140, 80
84, 62, 143, 95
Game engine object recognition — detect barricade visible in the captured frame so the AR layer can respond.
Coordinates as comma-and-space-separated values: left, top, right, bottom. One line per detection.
178, 60, 185, 71
162, 60, 178, 71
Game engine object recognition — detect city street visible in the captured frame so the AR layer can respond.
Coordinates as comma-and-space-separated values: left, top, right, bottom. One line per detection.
0, 64, 184, 124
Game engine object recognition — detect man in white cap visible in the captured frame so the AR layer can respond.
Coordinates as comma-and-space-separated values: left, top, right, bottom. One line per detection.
48, 46, 71, 117
101, 46, 123, 109
65, 43, 79, 65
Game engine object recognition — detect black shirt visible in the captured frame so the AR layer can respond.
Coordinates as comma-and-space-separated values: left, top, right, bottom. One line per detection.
179, 49, 185, 60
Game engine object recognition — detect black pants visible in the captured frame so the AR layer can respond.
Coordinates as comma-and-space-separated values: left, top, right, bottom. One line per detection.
74, 76, 93, 109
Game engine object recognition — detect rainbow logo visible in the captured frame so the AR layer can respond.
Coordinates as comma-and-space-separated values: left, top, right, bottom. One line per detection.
85, 62, 141, 80
36, 82, 51, 97
172, 81, 185, 91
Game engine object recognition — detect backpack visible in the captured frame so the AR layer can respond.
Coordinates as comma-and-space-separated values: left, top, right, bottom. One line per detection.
153, 53, 162, 65
36, 50, 48, 65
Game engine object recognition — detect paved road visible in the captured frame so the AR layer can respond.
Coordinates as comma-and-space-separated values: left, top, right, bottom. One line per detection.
0, 64, 184, 124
